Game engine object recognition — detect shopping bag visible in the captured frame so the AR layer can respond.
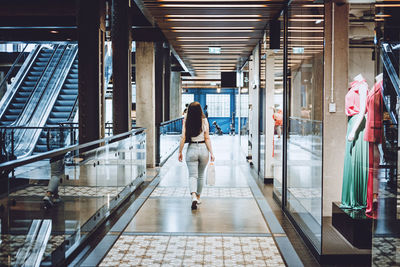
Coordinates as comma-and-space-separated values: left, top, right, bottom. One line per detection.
206, 162, 215, 186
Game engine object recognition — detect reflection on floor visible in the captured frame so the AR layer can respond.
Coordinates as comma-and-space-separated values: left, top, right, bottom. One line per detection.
10, 185, 120, 198
372, 237, 400, 267
0, 234, 67, 266
100, 235, 284, 266
100, 136, 290, 266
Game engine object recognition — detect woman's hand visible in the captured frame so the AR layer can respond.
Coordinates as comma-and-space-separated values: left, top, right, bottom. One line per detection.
178, 152, 183, 162
210, 153, 215, 162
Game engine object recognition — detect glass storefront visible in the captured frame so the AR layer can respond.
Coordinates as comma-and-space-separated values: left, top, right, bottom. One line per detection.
285, 0, 324, 252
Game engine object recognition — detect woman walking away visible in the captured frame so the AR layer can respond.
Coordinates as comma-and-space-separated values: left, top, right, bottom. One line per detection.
179, 102, 215, 210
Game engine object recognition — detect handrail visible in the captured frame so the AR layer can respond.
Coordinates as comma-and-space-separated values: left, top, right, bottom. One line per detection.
10, 45, 61, 126
160, 117, 184, 126
0, 127, 145, 172
0, 43, 28, 90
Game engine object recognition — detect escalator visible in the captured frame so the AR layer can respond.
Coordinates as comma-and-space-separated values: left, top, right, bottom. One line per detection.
380, 42, 400, 181
0, 46, 55, 126
33, 57, 78, 153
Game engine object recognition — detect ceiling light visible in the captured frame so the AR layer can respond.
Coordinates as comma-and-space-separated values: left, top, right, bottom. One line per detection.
375, 14, 391, 18
376, 4, 400, 7
302, 4, 324, 7
50, 30, 59, 34
177, 36, 250, 39
209, 47, 221, 54
161, 4, 267, 8
171, 27, 256, 29
289, 19, 325, 22
179, 44, 248, 47
173, 29, 255, 32
178, 39, 251, 42
293, 15, 324, 18
166, 14, 261, 18
167, 18, 262, 22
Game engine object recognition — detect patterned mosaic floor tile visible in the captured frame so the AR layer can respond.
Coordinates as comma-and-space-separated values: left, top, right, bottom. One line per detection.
9, 186, 120, 198
99, 235, 285, 266
288, 187, 321, 199
150, 187, 253, 198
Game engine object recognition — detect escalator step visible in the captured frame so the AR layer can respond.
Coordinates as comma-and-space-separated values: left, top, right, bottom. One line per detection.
47, 118, 64, 124
52, 106, 71, 112
15, 97, 27, 102
25, 76, 40, 82
63, 84, 78, 90
34, 145, 48, 153
50, 112, 70, 118
5, 109, 21, 115
3, 115, 18, 121
56, 100, 74, 106
29, 71, 43, 76
16, 92, 31, 97
58, 95, 76, 101
10, 103, 24, 109
62, 89, 78, 95
20, 86, 34, 92
22, 81, 37, 86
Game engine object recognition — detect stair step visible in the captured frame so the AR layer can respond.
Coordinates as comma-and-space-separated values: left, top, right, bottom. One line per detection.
50, 112, 70, 118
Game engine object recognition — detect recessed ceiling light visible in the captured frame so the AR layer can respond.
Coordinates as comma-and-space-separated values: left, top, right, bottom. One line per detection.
171, 27, 256, 29
166, 14, 261, 18
167, 18, 262, 22
177, 36, 250, 39
50, 30, 59, 34
173, 29, 255, 33
161, 4, 267, 7
178, 39, 251, 42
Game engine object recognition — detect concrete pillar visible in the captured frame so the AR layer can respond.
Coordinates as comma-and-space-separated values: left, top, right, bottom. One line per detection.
112, 0, 132, 134
163, 46, 171, 121
136, 41, 161, 167
170, 71, 182, 119
265, 51, 275, 179
322, 2, 349, 217
77, 0, 105, 144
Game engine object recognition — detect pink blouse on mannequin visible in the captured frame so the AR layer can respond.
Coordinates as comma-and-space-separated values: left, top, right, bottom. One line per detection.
345, 80, 368, 117
364, 80, 383, 143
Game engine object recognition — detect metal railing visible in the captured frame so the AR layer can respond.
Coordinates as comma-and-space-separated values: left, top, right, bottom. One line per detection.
158, 117, 183, 165
0, 127, 146, 266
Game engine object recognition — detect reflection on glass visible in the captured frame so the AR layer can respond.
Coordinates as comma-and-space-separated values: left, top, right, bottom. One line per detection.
286, 1, 324, 252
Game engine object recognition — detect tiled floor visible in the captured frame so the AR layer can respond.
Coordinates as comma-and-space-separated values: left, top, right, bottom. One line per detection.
100, 136, 288, 266
99, 235, 284, 267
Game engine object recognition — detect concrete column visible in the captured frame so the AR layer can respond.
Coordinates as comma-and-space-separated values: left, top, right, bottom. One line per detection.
322, 2, 349, 217
163, 46, 171, 121
112, 0, 132, 134
136, 41, 159, 167
78, 0, 105, 144
170, 71, 182, 119
265, 51, 275, 179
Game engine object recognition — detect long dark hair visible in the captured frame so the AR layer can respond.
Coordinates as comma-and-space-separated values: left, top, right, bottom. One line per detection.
185, 102, 205, 140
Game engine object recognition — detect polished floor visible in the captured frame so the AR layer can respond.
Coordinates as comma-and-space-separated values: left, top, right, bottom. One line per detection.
99, 136, 299, 266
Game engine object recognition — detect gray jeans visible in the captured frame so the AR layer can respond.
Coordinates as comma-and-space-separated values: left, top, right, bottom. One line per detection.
186, 143, 209, 195
47, 157, 64, 195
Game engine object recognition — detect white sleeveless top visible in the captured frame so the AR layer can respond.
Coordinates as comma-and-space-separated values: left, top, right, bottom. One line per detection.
184, 116, 209, 142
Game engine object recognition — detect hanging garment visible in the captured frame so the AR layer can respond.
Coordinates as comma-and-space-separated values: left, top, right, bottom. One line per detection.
341, 80, 369, 210
341, 114, 369, 209
364, 80, 383, 217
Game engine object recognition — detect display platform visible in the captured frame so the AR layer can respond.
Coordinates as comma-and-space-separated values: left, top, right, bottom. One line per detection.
332, 202, 372, 249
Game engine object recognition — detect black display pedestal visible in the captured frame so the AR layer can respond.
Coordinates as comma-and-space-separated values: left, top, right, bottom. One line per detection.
332, 202, 372, 249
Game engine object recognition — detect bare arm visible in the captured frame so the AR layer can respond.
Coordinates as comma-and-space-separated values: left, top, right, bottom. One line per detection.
204, 120, 215, 161
348, 83, 367, 141
178, 119, 186, 161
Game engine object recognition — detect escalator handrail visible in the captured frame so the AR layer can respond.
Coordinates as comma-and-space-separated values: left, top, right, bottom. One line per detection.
380, 45, 400, 97
380, 83, 398, 124
0, 44, 42, 121
9, 45, 61, 127
12, 45, 77, 157
0, 43, 29, 91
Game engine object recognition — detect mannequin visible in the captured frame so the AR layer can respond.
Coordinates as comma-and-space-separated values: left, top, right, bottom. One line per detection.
341, 74, 369, 209
364, 73, 384, 218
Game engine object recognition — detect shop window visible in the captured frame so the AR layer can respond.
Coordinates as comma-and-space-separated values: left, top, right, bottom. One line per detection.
182, 94, 194, 113
235, 94, 249, 117
206, 94, 230, 117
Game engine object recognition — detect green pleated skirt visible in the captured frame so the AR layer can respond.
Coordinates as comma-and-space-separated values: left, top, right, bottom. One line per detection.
341, 114, 369, 209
